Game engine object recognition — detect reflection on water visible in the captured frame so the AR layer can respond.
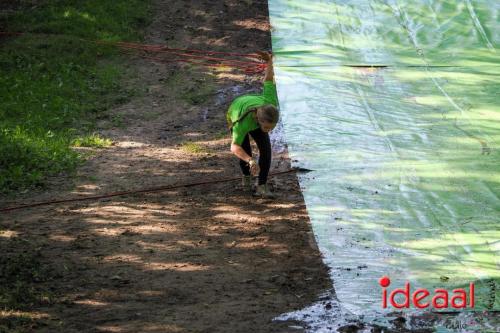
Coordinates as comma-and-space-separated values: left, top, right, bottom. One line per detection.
268, 0, 499, 331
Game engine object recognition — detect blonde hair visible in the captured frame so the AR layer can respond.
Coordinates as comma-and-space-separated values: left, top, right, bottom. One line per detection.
256, 105, 279, 125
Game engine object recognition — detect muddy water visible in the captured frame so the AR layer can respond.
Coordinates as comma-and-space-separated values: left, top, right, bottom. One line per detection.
268, 0, 499, 331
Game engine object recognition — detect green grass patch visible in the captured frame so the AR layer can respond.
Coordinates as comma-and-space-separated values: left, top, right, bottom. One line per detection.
181, 142, 213, 154
0, 0, 152, 194
71, 133, 112, 148
2, 1, 149, 41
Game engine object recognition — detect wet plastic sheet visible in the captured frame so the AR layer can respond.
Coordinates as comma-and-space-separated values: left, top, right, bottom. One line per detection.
268, 0, 499, 324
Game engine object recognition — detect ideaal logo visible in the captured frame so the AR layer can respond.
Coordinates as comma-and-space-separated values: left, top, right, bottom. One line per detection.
379, 276, 475, 309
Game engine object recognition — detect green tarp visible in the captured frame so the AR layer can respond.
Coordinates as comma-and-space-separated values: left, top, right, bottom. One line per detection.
268, 0, 499, 325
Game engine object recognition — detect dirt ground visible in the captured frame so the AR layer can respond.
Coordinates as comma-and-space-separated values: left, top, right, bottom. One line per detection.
0, 1, 333, 332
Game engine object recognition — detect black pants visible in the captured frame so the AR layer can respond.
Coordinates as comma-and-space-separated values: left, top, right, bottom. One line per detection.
238, 128, 271, 185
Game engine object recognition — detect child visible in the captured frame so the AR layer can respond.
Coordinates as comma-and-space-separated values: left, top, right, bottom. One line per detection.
226, 51, 279, 198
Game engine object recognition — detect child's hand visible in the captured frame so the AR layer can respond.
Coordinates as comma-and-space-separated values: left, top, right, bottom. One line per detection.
255, 51, 272, 62
248, 159, 260, 176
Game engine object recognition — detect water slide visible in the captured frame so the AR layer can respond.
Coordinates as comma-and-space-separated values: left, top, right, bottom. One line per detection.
268, 0, 499, 330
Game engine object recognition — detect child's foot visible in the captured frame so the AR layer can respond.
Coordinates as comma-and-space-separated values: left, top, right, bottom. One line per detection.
253, 184, 276, 199
242, 175, 253, 192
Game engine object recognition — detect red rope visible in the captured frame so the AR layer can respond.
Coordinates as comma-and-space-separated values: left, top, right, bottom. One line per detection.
97, 40, 266, 73
108, 40, 259, 58
0, 169, 302, 213
0, 31, 267, 74
122, 51, 266, 74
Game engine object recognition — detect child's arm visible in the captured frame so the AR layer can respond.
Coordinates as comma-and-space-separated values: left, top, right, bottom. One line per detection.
230, 143, 260, 175
256, 51, 274, 83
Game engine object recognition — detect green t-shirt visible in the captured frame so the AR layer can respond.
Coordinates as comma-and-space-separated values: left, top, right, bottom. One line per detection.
226, 81, 279, 145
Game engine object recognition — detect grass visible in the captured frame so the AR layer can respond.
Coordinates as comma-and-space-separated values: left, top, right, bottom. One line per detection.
2, 1, 149, 41
71, 133, 112, 148
181, 141, 213, 154
0, 242, 54, 331
0, 0, 152, 194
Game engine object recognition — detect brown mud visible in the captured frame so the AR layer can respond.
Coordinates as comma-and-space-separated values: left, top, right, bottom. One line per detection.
0, 0, 333, 332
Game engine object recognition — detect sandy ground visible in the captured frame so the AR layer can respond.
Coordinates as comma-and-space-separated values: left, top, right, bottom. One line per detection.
0, 0, 333, 332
